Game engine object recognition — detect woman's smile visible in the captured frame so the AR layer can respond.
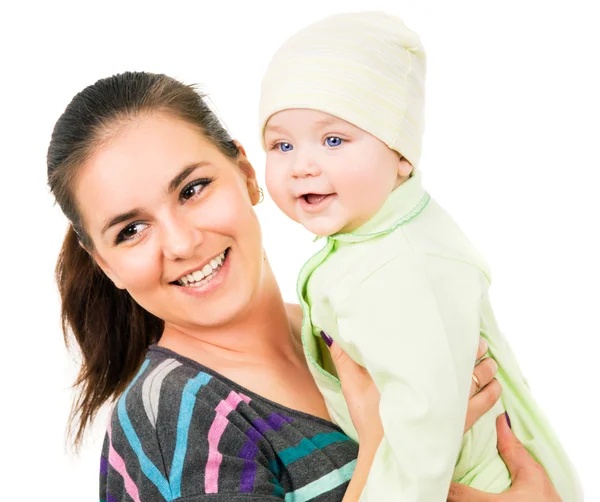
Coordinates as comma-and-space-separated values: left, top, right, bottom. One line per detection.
171, 247, 231, 296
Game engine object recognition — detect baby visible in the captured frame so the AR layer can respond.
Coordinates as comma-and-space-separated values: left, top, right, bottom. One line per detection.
259, 11, 581, 502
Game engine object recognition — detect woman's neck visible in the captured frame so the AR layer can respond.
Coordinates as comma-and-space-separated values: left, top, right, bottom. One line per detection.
159, 260, 304, 369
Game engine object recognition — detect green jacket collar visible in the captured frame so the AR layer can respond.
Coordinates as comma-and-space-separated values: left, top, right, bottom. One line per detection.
323, 171, 430, 244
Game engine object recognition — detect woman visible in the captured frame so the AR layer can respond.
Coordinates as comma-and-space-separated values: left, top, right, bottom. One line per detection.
48, 72, 561, 501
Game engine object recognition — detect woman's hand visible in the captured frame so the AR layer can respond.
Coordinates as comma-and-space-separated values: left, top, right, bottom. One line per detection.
447, 414, 562, 502
321, 331, 382, 501
464, 338, 501, 433
322, 332, 383, 447
321, 332, 502, 501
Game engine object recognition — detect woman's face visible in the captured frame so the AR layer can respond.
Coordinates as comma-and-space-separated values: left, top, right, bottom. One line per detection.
75, 113, 264, 329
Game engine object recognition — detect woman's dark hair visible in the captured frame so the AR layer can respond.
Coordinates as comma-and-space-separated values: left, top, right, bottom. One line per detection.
47, 72, 240, 447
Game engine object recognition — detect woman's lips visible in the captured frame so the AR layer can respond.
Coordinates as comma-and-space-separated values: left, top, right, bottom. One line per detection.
173, 248, 231, 297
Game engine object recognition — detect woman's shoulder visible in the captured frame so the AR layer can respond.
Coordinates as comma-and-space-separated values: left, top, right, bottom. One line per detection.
101, 347, 271, 500
101, 345, 358, 501
109, 346, 240, 428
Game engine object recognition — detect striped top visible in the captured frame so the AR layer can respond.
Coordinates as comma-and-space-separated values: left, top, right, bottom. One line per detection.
100, 345, 359, 501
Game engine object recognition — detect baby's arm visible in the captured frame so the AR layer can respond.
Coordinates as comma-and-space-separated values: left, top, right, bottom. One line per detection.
335, 251, 484, 501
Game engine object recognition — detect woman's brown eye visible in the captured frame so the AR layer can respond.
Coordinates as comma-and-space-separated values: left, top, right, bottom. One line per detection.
115, 222, 147, 244
179, 178, 213, 202
183, 186, 197, 199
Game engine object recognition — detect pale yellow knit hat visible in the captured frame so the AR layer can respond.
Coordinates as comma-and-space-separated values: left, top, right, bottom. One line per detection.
259, 11, 426, 168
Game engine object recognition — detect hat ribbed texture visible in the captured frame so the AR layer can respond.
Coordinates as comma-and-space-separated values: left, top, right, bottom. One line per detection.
259, 11, 426, 168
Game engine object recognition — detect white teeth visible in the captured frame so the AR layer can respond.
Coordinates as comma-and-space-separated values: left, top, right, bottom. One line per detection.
176, 249, 228, 287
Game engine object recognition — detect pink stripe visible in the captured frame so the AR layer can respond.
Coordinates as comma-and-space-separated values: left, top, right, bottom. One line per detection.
239, 393, 251, 404
204, 392, 246, 493
107, 420, 141, 502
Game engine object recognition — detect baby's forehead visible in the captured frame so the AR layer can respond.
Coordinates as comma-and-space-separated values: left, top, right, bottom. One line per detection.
265, 109, 358, 132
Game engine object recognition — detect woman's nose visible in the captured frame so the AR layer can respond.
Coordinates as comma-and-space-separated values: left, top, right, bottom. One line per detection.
161, 217, 202, 261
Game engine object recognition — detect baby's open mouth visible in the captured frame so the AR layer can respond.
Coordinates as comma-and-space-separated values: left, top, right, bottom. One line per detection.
302, 193, 334, 205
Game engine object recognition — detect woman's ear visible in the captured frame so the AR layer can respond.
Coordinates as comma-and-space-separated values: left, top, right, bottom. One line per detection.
234, 140, 248, 158
246, 176, 261, 206
233, 140, 261, 205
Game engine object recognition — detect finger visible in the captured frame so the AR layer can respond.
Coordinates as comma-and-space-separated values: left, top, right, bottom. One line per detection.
464, 379, 502, 433
320, 331, 361, 382
447, 481, 495, 502
470, 357, 498, 397
495, 413, 546, 481
475, 337, 489, 361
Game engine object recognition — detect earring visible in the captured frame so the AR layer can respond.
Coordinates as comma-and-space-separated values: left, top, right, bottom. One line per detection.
258, 187, 264, 203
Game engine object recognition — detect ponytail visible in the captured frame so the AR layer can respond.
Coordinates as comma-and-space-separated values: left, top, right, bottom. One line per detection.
48, 72, 238, 447
57, 226, 163, 447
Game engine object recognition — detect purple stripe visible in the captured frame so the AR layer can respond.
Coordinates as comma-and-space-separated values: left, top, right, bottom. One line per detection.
268, 412, 293, 429
252, 418, 270, 435
246, 427, 262, 443
245, 413, 293, 447
239, 440, 259, 460
106, 493, 118, 502
238, 413, 291, 493
240, 461, 257, 492
100, 456, 108, 477
253, 413, 293, 434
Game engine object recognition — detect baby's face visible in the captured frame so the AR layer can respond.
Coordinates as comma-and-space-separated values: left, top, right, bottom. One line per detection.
264, 109, 408, 236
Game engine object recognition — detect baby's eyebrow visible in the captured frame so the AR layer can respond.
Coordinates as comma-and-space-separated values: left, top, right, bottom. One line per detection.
264, 123, 287, 134
313, 117, 353, 131
315, 117, 341, 127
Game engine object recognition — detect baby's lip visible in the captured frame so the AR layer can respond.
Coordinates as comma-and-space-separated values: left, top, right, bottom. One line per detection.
296, 191, 335, 198
298, 193, 338, 212
299, 193, 336, 204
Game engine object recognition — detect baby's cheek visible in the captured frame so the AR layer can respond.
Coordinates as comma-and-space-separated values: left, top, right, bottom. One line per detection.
339, 170, 391, 216
265, 174, 293, 213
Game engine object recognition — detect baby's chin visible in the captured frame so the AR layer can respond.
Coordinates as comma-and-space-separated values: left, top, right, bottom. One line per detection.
298, 215, 347, 237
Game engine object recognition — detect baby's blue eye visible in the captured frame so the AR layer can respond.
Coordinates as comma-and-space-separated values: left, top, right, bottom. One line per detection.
326, 137, 343, 147
278, 142, 293, 152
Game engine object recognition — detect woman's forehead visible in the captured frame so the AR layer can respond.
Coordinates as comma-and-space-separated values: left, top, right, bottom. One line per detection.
74, 115, 224, 231
84, 115, 221, 185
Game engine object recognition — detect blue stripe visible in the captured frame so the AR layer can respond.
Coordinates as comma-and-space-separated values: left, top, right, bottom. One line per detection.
278, 432, 352, 466
285, 459, 356, 502
269, 458, 280, 476
272, 478, 285, 497
310, 431, 351, 450
118, 359, 173, 500
169, 371, 213, 498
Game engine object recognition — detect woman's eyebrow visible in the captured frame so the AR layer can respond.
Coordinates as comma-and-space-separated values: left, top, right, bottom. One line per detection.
167, 161, 211, 194
101, 161, 212, 237
101, 209, 143, 237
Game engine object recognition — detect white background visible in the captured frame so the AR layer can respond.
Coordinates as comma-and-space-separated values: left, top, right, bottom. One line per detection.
1, 0, 598, 499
